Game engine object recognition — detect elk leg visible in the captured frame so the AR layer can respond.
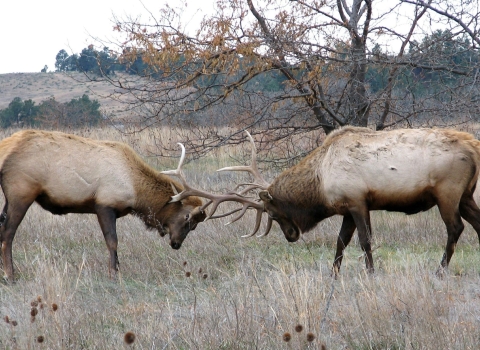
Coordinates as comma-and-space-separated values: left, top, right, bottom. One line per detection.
0, 202, 8, 227
95, 205, 119, 279
437, 201, 464, 274
332, 214, 356, 276
0, 203, 7, 246
459, 195, 480, 245
350, 206, 374, 273
1, 200, 32, 282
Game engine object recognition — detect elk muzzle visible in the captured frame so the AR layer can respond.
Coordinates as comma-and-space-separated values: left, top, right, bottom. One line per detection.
283, 225, 300, 242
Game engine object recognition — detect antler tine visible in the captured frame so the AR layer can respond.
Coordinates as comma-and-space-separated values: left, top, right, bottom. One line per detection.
161, 143, 188, 184
240, 208, 264, 238
217, 130, 270, 189
231, 183, 266, 195
225, 204, 250, 225
256, 216, 273, 237
161, 142, 219, 205
209, 207, 242, 219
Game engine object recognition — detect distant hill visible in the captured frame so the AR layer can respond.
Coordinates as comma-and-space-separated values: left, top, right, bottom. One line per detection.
0, 72, 128, 118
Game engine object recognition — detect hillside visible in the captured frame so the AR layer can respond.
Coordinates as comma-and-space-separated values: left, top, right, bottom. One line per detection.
0, 72, 128, 117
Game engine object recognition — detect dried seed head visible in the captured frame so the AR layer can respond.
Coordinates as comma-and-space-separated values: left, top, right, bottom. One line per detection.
4, 316, 10, 324
198, 268, 202, 274
283, 332, 292, 342
183, 261, 187, 266
31, 316, 36, 323
307, 332, 316, 342
52, 303, 58, 312
124, 332, 136, 345
11, 320, 18, 327
31, 300, 39, 307
295, 324, 303, 333
185, 271, 191, 277
37, 296, 42, 303
31, 308, 38, 317
202, 273, 208, 279
36, 335, 44, 343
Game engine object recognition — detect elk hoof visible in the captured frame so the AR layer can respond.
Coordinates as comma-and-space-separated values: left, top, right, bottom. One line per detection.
435, 266, 446, 279
2, 275, 14, 285
330, 266, 340, 279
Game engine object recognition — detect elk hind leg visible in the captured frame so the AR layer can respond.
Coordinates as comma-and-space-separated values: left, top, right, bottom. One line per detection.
459, 195, 480, 245
95, 205, 119, 279
332, 214, 356, 277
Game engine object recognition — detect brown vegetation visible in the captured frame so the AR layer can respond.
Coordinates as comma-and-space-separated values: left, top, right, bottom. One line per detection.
0, 126, 479, 348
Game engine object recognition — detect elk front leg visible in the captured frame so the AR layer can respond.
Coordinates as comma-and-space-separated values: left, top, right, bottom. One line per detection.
95, 205, 119, 279
1, 200, 32, 282
350, 205, 374, 273
437, 201, 464, 276
332, 214, 356, 277
0, 202, 8, 227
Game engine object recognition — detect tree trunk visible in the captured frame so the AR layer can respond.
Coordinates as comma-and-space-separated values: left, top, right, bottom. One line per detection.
348, 37, 369, 127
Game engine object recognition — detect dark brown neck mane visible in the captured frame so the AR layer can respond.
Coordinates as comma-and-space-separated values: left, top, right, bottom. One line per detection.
268, 149, 331, 232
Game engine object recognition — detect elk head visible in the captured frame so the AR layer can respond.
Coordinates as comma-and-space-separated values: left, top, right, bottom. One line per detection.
258, 190, 301, 242
162, 202, 207, 249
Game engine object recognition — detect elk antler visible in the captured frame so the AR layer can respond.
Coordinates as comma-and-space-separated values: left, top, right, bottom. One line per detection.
217, 130, 270, 190
161, 139, 272, 237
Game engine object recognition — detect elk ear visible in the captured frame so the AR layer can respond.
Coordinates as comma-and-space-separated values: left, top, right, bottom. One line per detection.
259, 190, 273, 203
190, 207, 207, 222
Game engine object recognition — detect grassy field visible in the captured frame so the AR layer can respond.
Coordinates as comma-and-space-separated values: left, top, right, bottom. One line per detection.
0, 72, 130, 118
1, 127, 480, 349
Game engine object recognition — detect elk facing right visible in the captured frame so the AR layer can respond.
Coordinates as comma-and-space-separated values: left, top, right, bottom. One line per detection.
0, 130, 206, 282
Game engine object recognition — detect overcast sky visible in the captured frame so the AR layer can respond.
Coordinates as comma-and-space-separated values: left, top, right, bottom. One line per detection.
0, 0, 211, 74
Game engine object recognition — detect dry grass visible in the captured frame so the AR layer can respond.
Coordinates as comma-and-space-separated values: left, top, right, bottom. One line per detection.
1, 127, 480, 349
0, 72, 129, 118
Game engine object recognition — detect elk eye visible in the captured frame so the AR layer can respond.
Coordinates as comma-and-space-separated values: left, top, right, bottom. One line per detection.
185, 213, 190, 221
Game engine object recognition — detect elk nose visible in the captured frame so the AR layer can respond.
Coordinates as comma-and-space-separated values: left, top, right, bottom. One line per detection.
171, 242, 182, 250
286, 228, 299, 242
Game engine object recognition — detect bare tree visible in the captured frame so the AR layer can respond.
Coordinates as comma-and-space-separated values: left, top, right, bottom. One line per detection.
93, 0, 480, 164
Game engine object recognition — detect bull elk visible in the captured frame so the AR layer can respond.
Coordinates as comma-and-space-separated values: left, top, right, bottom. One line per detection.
0, 130, 207, 282
168, 127, 480, 276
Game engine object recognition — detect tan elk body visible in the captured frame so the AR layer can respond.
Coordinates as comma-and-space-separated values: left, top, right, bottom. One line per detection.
167, 126, 480, 275
258, 127, 480, 274
0, 130, 206, 281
